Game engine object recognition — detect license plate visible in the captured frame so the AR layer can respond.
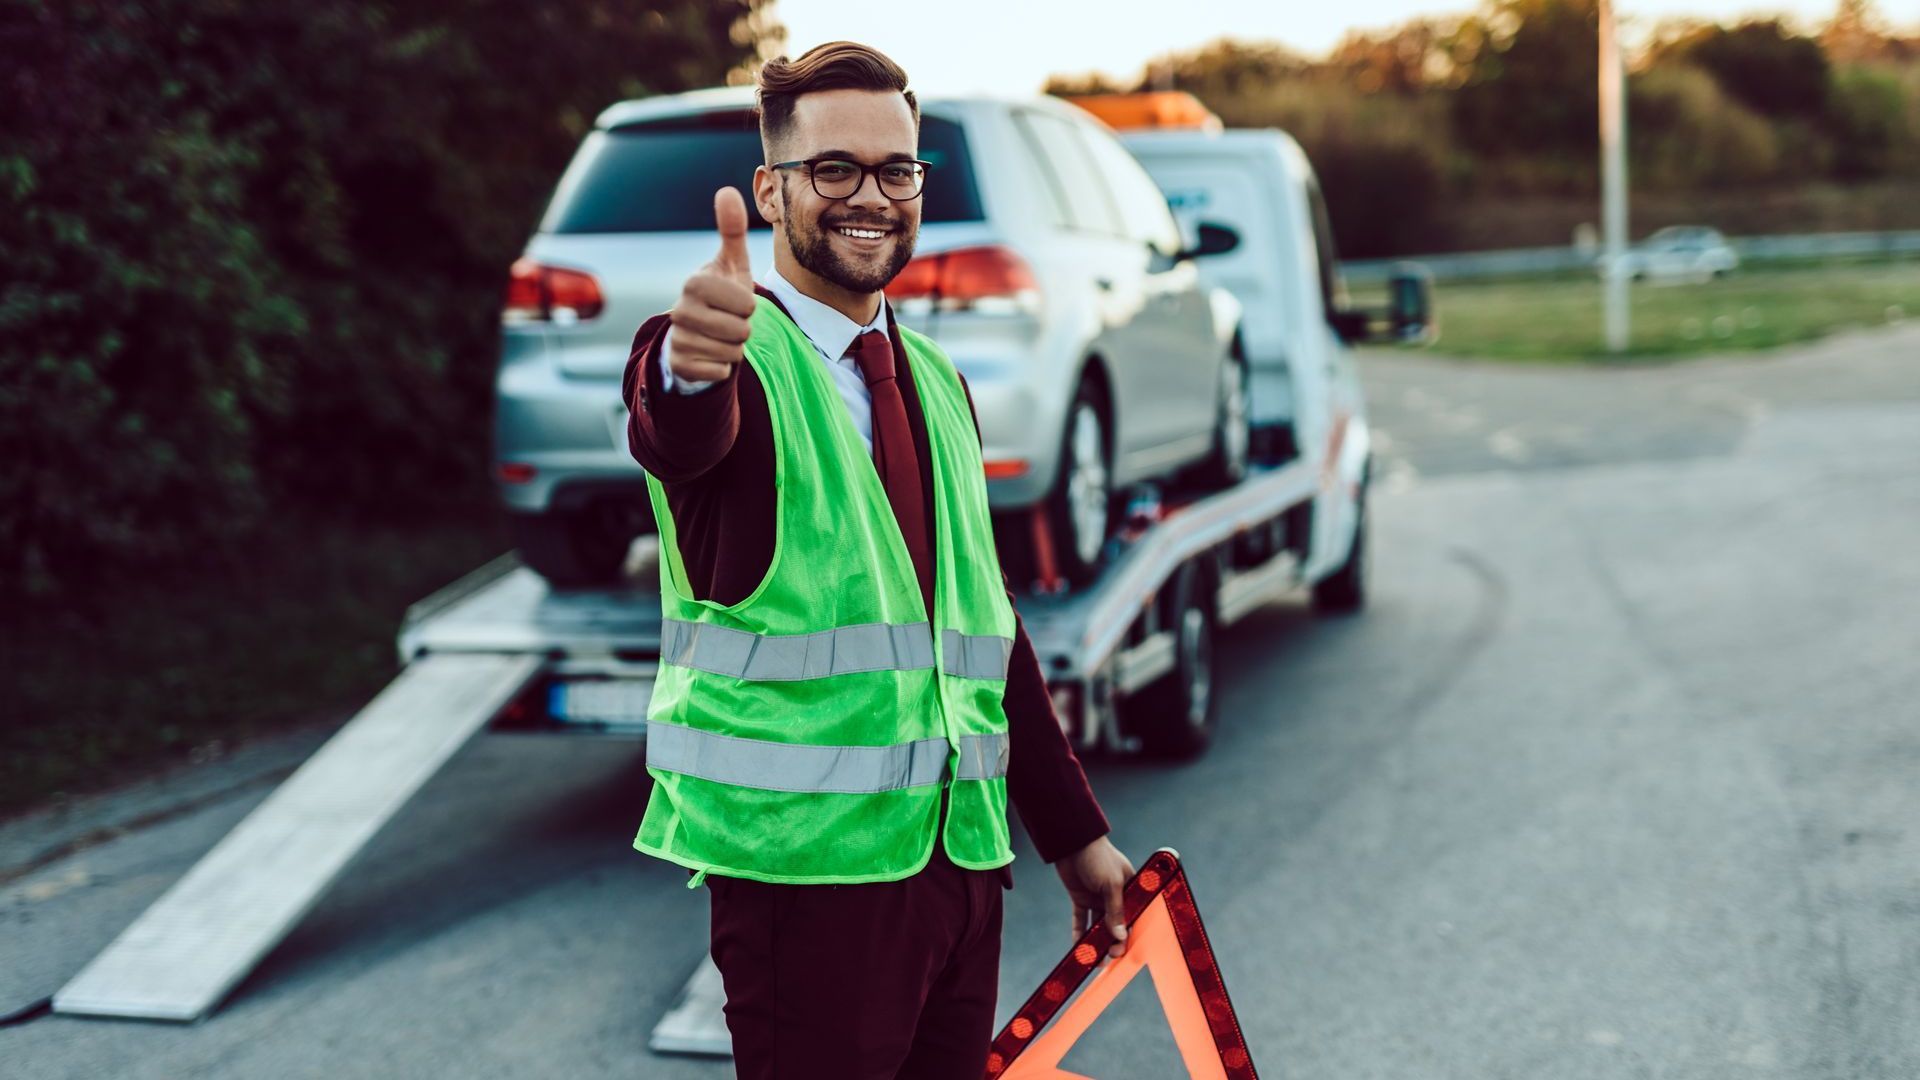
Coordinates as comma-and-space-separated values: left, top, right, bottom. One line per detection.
550, 678, 654, 732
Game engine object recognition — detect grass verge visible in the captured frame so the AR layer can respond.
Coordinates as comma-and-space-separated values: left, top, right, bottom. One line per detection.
0, 510, 510, 820
1353, 256, 1919, 362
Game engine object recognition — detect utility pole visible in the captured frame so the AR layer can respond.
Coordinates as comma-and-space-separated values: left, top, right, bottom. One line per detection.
1598, 0, 1630, 353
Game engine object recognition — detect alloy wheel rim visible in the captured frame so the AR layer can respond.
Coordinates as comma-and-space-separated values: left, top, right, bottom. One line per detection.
1065, 403, 1109, 566
1221, 358, 1249, 471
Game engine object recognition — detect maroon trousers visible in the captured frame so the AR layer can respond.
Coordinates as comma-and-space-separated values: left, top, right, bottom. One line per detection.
707, 840, 1005, 1079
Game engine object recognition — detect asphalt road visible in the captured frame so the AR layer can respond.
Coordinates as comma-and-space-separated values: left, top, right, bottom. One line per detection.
5, 326, 1918, 1079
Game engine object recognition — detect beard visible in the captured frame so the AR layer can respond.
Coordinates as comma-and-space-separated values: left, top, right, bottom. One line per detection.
782, 183, 917, 293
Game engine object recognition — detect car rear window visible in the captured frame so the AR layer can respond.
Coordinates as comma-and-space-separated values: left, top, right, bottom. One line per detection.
541, 111, 984, 233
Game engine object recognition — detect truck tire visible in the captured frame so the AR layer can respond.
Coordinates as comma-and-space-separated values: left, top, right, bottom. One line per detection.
1194, 347, 1250, 489
1126, 563, 1218, 759
1310, 483, 1368, 614
512, 509, 631, 590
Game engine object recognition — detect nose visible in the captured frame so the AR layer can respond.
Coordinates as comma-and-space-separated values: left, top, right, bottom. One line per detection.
844, 168, 891, 213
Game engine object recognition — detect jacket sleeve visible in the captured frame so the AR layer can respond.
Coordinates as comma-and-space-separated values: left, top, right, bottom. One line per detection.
957, 375, 1111, 863
624, 313, 743, 482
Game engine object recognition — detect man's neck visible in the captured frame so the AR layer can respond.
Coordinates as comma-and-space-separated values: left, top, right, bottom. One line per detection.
772, 246, 883, 325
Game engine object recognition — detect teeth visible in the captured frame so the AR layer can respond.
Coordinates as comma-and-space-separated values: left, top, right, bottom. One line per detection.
837, 227, 886, 239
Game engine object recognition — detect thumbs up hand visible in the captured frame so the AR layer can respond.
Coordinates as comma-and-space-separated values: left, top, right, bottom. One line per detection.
667, 187, 757, 384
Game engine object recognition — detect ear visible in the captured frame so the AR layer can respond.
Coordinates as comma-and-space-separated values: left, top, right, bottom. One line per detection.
752, 164, 781, 226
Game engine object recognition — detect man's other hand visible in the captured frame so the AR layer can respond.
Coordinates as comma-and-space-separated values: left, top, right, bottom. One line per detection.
1055, 836, 1135, 959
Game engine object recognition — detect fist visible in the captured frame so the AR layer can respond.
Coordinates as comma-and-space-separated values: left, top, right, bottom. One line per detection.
667, 187, 757, 384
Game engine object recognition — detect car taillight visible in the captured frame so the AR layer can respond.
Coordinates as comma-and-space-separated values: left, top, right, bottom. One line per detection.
888, 246, 1040, 315
503, 258, 605, 325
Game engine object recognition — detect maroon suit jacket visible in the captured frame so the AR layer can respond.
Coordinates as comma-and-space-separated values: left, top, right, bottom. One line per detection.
623, 290, 1109, 875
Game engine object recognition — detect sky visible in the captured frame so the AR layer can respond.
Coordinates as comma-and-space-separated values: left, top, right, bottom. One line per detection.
774, 0, 1886, 95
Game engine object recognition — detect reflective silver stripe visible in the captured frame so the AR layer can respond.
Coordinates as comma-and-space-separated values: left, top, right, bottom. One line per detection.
660, 619, 935, 681
955, 732, 1011, 781
941, 630, 1014, 680
648, 723, 954, 794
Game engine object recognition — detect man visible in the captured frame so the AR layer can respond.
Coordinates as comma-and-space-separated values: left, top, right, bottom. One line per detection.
622, 41, 1133, 1078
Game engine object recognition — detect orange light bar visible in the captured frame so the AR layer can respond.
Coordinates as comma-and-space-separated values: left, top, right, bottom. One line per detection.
1063, 91, 1224, 132
982, 459, 1030, 480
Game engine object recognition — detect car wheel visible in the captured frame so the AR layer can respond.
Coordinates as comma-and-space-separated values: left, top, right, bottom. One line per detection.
1044, 382, 1112, 585
1125, 563, 1217, 759
1195, 346, 1250, 489
1310, 480, 1369, 614
512, 508, 634, 590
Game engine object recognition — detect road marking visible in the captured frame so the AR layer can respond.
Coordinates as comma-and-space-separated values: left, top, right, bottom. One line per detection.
1378, 458, 1421, 493
651, 952, 733, 1057
1488, 429, 1532, 463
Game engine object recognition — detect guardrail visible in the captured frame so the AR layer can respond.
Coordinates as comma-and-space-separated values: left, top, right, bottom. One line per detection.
1344, 230, 1920, 283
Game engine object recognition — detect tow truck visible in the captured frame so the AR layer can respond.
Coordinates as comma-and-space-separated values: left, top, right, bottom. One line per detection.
50, 121, 1433, 1045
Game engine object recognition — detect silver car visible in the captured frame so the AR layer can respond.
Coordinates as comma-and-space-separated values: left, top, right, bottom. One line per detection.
1604, 225, 1741, 283
496, 87, 1247, 587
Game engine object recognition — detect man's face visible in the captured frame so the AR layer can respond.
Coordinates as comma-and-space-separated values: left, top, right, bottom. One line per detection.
765, 89, 921, 293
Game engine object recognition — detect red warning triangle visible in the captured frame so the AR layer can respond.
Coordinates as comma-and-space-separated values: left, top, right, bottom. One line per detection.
985, 849, 1258, 1079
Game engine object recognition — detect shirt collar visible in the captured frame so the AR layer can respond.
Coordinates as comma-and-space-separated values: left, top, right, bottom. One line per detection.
759, 265, 889, 362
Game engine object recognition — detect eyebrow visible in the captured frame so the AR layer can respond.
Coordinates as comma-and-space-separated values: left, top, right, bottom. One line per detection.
813, 149, 918, 163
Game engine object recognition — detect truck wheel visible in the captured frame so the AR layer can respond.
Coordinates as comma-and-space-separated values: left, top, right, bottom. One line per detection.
1195, 347, 1250, 489
1310, 483, 1369, 614
1043, 383, 1112, 585
512, 509, 632, 590
1127, 565, 1217, 759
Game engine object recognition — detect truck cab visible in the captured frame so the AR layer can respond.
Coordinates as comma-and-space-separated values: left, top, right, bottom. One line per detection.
1119, 126, 1404, 583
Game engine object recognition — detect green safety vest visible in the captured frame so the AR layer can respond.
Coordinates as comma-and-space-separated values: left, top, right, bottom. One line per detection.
633, 297, 1018, 885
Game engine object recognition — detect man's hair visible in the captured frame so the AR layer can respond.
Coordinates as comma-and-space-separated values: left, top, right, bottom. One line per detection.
757, 41, 918, 159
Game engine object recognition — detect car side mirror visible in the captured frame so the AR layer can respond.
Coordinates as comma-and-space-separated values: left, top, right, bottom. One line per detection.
1332, 263, 1435, 346
1176, 221, 1240, 261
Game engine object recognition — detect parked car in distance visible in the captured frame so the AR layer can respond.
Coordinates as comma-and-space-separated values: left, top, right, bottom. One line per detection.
496, 86, 1248, 588
1603, 225, 1740, 283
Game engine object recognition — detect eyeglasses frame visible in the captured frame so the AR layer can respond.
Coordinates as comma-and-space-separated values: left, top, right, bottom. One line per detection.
767, 156, 935, 202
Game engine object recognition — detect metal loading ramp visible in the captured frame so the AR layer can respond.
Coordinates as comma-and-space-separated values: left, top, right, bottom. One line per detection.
52, 652, 543, 1022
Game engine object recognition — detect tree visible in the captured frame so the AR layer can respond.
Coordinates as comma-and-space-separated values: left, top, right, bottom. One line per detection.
1667, 19, 1831, 118
0, 0, 780, 596
1629, 63, 1780, 187
1328, 19, 1457, 95
1450, 0, 1601, 162
1828, 65, 1907, 177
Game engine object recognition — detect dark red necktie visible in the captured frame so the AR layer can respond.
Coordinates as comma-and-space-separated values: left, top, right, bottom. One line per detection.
850, 329, 935, 611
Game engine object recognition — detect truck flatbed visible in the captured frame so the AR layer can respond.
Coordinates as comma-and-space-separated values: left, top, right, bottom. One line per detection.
53, 456, 1334, 1024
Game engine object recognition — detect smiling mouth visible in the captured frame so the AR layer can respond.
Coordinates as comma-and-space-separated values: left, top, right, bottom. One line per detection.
833, 225, 892, 240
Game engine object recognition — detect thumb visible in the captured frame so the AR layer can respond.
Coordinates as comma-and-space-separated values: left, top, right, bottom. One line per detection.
712, 186, 752, 281
1104, 883, 1129, 957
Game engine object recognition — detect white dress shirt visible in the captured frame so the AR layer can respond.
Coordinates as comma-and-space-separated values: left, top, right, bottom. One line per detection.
659, 266, 886, 452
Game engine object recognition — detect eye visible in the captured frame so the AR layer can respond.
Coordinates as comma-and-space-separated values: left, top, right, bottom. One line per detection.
812, 161, 857, 181
880, 163, 917, 183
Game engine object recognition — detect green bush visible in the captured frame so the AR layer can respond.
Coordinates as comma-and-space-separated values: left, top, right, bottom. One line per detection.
1630, 64, 1780, 188
1829, 65, 1908, 178
0, 0, 774, 597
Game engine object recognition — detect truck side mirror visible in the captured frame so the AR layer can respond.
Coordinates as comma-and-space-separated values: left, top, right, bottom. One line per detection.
1177, 221, 1240, 261
1384, 263, 1435, 344
1334, 263, 1436, 346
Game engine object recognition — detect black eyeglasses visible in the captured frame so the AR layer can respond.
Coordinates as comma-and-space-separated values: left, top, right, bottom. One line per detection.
769, 156, 933, 201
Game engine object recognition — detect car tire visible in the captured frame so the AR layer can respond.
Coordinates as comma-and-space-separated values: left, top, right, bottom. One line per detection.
1125, 563, 1217, 760
1194, 345, 1250, 489
1042, 381, 1113, 586
512, 508, 634, 590
1310, 480, 1369, 615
